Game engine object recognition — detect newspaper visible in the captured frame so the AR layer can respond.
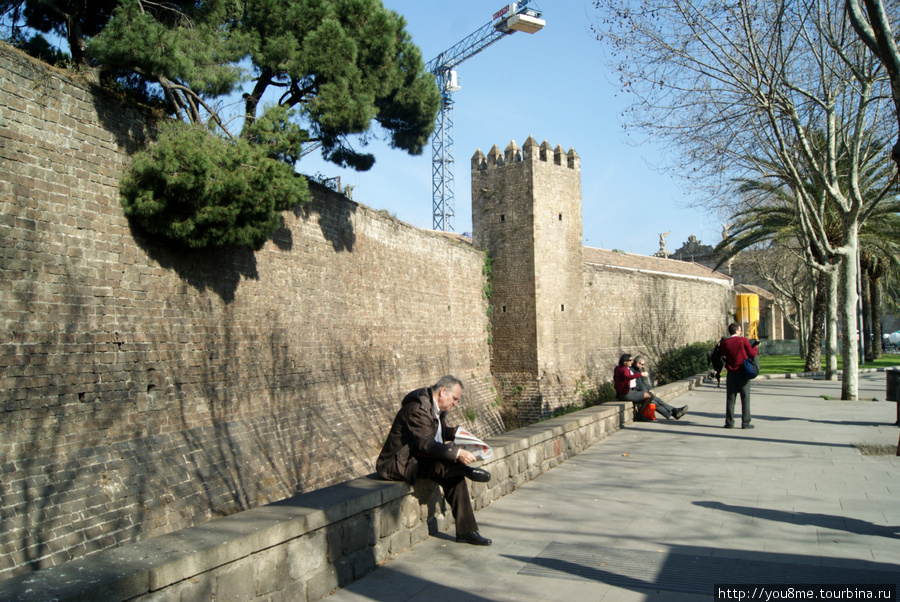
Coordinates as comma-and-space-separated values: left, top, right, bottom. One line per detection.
454, 427, 494, 461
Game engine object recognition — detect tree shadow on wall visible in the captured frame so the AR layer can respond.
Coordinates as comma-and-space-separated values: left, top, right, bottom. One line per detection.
627, 277, 689, 369
130, 229, 259, 304
300, 180, 357, 253
0, 265, 146, 582
90, 85, 157, 156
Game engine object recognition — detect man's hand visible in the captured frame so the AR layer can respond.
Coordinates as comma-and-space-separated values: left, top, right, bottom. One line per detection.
458, 449, 477, 465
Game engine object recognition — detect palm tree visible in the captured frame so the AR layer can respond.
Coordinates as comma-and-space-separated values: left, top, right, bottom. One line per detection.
715, 136, 900, 374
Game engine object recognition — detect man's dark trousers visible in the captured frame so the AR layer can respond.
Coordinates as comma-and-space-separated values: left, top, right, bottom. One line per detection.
725, 369, 752, 428
416, 458, 477, 535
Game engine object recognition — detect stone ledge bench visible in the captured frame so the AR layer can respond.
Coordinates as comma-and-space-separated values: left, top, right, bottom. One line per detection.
0, 386, 704, 601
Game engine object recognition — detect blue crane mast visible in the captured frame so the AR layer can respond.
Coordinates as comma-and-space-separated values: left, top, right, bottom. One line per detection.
425, 2, 545, 232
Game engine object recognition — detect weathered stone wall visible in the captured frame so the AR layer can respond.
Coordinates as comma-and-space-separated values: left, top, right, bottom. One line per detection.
582, 256, 732, 379
471, 138, 588, 423
0, 44, 497, 582
472, 139, 731, 423
0, 399, 644, 601
0, 41, 731, 585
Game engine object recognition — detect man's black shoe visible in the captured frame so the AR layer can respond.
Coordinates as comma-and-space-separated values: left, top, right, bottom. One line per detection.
456, 531, 492, 546
724, 424, 734, 429
743, 424, 755, 429
465, 466, 491, 482
673, 405, 688, 420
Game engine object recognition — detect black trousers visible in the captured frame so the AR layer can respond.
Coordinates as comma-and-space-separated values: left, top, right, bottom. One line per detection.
416, 457, 477, 536
725, 369, 752, 427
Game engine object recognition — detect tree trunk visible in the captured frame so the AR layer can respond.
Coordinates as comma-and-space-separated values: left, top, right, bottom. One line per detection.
840, 230, 860, 400
805, 272, 827, 372
65, 14, 87, 68
871, 258, 885, 360
797, 297, 809, 360
861, 255, 873, 362
825, 268, 839, 380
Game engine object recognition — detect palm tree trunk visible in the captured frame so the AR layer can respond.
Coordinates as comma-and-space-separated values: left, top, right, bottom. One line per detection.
871, 258, 885, 360
861, 256, 873, 362
805, 272, 827, 372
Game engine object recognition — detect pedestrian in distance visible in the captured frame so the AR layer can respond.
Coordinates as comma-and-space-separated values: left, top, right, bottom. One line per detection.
708, 337, 726, 388
715, 323, 760, 429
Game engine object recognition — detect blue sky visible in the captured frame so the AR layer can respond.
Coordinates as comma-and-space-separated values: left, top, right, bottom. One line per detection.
299, 0, 722, 255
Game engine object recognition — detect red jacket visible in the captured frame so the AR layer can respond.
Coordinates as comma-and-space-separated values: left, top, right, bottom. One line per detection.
613, 365, 640, 396
717, 335, 758, 372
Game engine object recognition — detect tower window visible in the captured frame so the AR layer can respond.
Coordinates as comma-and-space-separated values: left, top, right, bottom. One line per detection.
561, 304, 565, 312
500, 214, 505, 222
559, 214, 563, 221
502, 306, 507, 313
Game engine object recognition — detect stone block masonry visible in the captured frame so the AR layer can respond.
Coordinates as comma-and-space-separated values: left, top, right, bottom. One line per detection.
472, 138, 587, 423
471, 138, 731, 424
0, 40, 731, 585
0, 400, 639, 601
0, 43, 499, 581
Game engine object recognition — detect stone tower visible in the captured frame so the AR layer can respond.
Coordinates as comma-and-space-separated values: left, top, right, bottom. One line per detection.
471, 136, 585, 423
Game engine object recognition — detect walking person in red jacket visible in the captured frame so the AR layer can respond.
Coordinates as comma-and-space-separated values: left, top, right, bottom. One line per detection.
715, 323, 759, 429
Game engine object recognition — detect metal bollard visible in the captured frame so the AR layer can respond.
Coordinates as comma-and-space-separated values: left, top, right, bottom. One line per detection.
886, 369, 900, 426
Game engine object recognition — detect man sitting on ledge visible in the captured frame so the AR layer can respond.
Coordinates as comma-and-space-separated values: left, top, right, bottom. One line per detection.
376, 375, 493, 546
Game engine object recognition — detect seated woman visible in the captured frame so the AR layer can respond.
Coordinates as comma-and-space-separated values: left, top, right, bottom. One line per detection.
614, 353, 649, 415
613, 353, 688, 420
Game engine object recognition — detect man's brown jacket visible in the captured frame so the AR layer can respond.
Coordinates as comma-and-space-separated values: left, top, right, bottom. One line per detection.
376, 387, 461, 483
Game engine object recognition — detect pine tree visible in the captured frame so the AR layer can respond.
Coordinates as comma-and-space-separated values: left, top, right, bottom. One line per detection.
2, 0, 440, 249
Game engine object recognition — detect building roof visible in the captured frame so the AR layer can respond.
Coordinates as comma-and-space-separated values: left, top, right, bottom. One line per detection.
735, 283, 776, 300
583, 247, 732, 283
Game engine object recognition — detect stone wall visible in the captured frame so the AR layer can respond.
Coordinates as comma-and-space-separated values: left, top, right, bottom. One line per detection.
0, 44, 498, 582
0, 399, 644, 601
472, 140, 732, 423
0, 42, 731, 584
582, 249, 733, 378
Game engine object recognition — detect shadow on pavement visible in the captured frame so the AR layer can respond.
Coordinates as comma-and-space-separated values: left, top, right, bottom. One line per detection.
694, 501, 900, 539
508, 542, 900, 597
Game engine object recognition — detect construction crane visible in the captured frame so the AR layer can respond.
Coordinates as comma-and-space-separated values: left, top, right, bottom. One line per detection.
425, 2, 545, 232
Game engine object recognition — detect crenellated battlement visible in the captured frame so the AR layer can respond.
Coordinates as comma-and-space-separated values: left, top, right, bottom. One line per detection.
471, 135, 580, 171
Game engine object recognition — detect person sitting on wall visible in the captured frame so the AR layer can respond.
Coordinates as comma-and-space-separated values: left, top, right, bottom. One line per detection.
613, 354, 688, 421
376, 375, 493, 546
630, 355, 688, 420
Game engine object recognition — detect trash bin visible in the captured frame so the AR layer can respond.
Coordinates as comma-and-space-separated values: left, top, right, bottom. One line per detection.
886, 369, 900, 426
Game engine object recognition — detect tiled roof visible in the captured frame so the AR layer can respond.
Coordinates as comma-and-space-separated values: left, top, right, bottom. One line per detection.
735, 283, 776, 299
583, 247, 732, 282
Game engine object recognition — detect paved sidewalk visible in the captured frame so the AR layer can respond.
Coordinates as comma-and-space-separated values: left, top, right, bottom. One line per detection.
327, 372, 900, 601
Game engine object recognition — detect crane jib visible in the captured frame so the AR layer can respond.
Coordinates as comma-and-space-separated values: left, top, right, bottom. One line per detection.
426, 1, 545, 231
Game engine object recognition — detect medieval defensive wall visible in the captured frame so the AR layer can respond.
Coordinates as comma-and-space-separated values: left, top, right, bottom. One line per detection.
0, 43, 731, 582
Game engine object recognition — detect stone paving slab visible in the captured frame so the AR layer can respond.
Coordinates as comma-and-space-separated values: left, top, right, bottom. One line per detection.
326, 372, 900, 601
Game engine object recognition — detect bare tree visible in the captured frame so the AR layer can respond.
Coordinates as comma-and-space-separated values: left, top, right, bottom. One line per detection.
594, 0, 897, 398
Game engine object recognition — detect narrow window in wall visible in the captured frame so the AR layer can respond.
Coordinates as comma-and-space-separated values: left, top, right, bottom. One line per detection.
502, 306, 507, 313
561, 304, 565, 312
500, 214, 505, 222
559, 213, 563, 221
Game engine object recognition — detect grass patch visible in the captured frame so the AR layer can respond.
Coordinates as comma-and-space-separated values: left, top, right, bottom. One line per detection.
757, 354, 900, 375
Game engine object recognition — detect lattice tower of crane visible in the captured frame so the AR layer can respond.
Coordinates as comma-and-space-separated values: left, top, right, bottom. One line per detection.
425, 2, 545, 232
